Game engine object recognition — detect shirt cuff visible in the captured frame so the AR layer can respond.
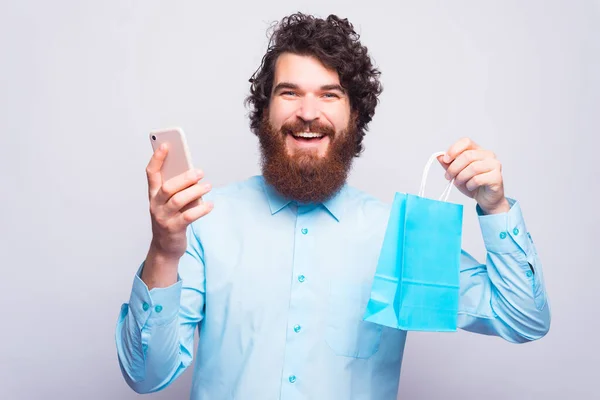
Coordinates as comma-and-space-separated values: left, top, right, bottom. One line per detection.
477, 198, 532, 254
128, 262, 182, 330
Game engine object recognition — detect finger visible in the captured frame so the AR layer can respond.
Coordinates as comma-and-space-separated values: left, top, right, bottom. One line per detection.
445, 149, 495, 180
443, 137, 481, 164
437, 154, 450, 171
146, 144, 169, 197
453, 158, 499, 187
465, 169, 502, 192
176, 201, 214, 228
155, 169, 204, 205
164, 181, 212, 215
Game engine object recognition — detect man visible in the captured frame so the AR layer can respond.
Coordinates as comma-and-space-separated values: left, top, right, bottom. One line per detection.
115, 13, 550, 399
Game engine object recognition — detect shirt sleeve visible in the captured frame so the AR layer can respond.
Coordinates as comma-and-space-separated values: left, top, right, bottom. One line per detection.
115, 223, 206, 393
457, 198, 551, 343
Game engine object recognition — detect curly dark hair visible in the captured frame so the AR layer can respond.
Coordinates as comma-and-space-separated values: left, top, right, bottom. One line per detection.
245, 12, 383, 157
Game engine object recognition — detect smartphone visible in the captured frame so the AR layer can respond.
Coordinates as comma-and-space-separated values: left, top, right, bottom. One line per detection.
149, 127, 195, 182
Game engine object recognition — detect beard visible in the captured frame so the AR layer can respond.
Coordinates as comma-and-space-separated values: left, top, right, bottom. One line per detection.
258, 112, 357, 204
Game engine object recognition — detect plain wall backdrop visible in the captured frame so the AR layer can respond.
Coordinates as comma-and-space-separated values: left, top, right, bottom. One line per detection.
1, 1, 598, 399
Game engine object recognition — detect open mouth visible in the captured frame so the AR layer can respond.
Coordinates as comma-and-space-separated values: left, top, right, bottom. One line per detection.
289, 132, 327, 142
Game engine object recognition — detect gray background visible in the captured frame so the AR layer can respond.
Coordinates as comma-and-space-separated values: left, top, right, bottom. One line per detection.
1, 0, 598, 399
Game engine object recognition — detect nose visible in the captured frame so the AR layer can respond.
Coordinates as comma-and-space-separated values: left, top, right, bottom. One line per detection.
295, 95, 321, 123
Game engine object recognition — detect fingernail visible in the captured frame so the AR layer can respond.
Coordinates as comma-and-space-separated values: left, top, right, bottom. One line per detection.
204, 183, 212, 190
443, 154, 450, 163
445, 172, 450, 180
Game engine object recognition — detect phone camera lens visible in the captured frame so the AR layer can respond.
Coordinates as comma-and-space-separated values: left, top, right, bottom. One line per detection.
151, 135, 156, 140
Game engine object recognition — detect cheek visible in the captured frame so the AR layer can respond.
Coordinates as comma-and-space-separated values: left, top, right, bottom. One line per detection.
269, 99, 297, 129
323, 104, 351, 133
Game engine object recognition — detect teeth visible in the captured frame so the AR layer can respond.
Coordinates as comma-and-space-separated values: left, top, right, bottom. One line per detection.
292, 132, 324, 138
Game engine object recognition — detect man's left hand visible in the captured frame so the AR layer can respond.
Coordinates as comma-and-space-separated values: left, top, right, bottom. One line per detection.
438, 137, 510, 215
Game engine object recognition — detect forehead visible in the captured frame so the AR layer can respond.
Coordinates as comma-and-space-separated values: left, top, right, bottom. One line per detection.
273, 53, 341, 88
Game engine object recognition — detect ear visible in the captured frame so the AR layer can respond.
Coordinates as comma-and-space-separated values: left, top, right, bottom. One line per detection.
263, 106, 270, 119
350, 109, 360, 128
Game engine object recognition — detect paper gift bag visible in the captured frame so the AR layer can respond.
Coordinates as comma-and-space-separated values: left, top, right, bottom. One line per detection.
363, 151, 463, 331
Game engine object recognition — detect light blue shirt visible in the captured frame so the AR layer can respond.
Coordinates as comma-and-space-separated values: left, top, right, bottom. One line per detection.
115, 175, 550, 399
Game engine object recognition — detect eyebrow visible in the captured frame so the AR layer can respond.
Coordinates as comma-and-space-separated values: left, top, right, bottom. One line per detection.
319, 84, 345, 93
272, 82, 346, 94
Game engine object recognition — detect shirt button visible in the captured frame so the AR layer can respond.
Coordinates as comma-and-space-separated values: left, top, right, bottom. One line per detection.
499, 232, 507, 239
301, 228, 308, 235
154, 305, 163, 313
298, 275, 305, 283
513, 228, 520, 235
526, 270, 533, 278
293, 324, 301, 333
142, 302, 149, 311
289, 375, 297, 383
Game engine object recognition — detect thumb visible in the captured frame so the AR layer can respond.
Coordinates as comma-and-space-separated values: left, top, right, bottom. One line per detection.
436, 154, 450, 171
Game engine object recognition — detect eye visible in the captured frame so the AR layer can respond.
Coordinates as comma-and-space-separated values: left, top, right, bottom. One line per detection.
281, 91, 297, 97
322, 92, 340, 99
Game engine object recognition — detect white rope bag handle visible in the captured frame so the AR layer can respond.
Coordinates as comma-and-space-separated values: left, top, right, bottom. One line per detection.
418, 151, 454, 202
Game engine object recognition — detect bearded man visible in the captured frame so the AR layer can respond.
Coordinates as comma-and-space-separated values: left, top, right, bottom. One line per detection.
116, 13, 550, 400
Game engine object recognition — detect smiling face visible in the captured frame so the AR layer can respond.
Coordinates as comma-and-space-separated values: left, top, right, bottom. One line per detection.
269, 53, 352, 158
257, 53, 357, 203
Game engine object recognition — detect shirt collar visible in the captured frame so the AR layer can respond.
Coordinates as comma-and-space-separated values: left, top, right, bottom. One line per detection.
260, 176, 346, 222
321, 186, 346, 222
261, 177, 293, 215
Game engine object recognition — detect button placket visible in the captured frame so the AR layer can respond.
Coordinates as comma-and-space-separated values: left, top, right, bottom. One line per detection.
297, 215, 310, 285
279, 206, 314, 398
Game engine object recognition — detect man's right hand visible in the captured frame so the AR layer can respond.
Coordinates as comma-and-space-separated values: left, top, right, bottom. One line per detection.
142, 144, 213, 289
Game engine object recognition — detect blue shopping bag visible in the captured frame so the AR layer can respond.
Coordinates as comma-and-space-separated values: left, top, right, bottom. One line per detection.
363, 152, 463, 331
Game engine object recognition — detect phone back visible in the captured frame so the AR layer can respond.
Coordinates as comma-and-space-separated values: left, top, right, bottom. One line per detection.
150, 127, 194, 182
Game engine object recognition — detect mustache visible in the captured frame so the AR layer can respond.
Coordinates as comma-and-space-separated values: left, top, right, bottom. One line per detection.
280, 119, 336, 137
